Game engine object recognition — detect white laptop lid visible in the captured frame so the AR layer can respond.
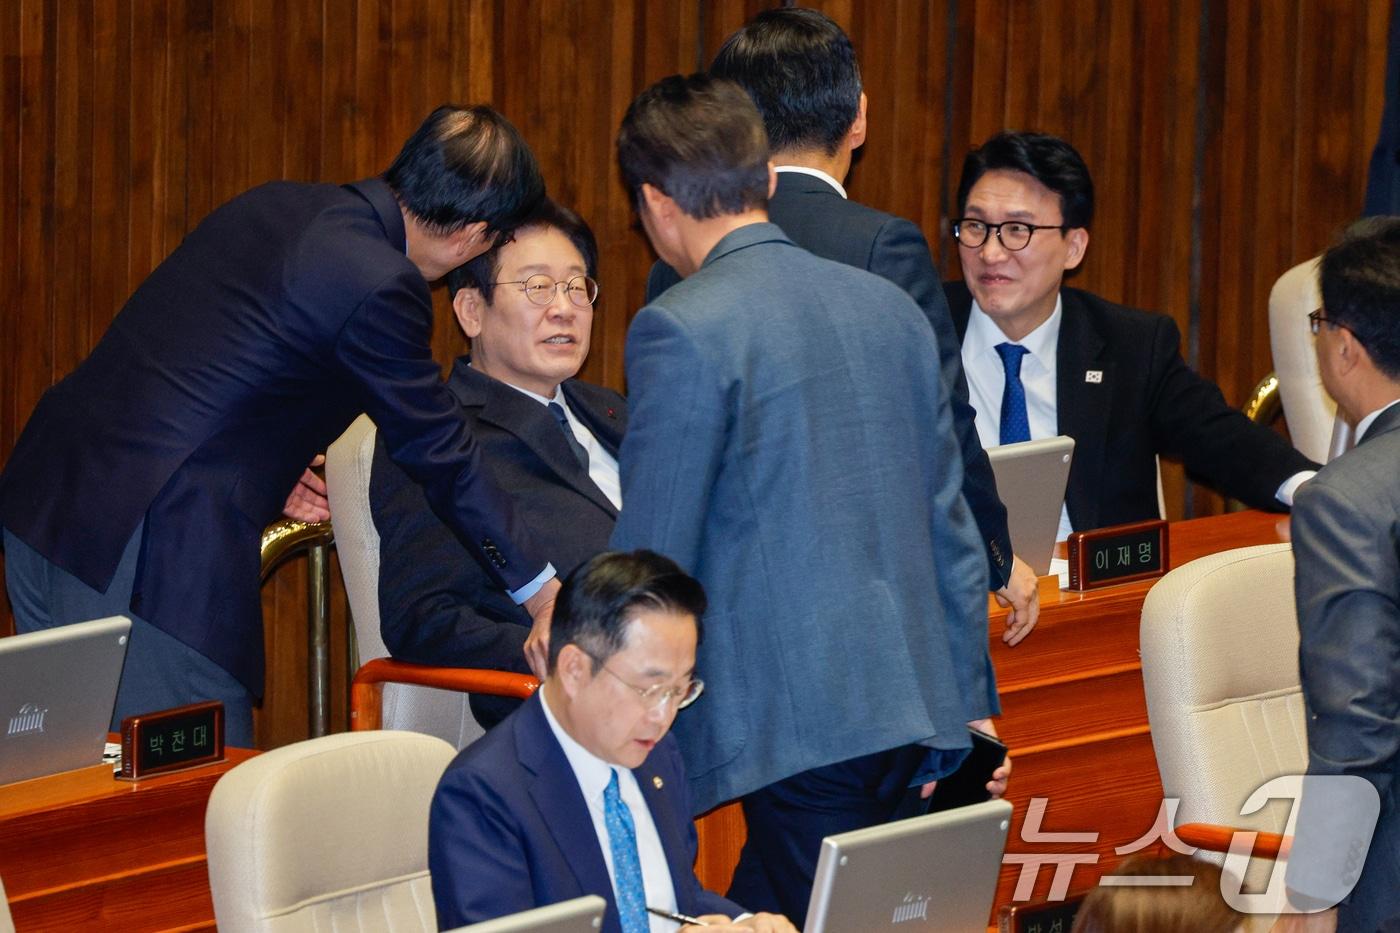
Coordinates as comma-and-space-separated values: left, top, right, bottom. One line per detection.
987, 436, 1075, 575
0, 616, 131, 786
804, 798, 1012, 933
445, 895, 606, 933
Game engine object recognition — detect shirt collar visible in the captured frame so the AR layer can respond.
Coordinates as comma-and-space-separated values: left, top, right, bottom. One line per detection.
964, 293, 1063, 366
469, 363, 564, 408
539, 684, 617, 804
774, 165, 847, 199
1356, 398, 1400, 442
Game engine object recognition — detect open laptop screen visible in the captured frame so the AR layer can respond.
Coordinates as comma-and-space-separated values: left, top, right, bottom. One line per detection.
804, 798, 1012, 933
0, 616, 130, 786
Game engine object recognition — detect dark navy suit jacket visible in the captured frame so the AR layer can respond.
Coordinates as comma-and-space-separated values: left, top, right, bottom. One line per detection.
371, 359, 624, 726
945, 281, 1319, 531
648, 172, 1013, 587
0, 179, 547, 694
428, 691, 741, 931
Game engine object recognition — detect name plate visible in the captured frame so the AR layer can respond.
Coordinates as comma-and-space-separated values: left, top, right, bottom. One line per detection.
119, 700, 225, 780
998, 894, 1084, 932
1066, 519, 1169, 591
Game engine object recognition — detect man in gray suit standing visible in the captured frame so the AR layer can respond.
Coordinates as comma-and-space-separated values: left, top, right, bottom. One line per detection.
1290, 217, 1400, 932
593, 73, 1001, 923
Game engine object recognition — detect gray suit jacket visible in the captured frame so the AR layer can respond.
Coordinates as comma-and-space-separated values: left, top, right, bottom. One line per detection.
611, 223, 995, 813
1292, 401, 1400, 931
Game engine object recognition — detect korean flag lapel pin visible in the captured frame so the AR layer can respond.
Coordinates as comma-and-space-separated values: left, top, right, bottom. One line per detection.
1085, 370, 1103, 384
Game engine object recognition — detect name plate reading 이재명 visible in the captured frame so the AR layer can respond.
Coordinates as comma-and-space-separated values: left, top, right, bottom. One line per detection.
1065, 519, 1169, 592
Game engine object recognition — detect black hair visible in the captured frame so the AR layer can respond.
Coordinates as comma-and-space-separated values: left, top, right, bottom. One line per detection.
616, 73, 770, 220
384, 104, 545, 238
445, 198, 598, 304
547, 550, 707, 675
956, 131, 1095, 229
1320, 216, 1400, 379
709, 7, 861, 157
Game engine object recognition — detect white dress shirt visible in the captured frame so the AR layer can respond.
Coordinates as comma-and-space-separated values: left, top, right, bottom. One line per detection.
962, 297, 1074, 540
960, 295, 1313, 540
1356, 398, 1400, 442
540, 687, 678, 931
489, 373, 623, 511
774, 164, 847, 199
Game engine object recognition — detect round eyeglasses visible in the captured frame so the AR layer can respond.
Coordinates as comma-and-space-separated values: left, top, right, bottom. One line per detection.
596, 664, 705, 712
952, 218, 1069, 252
493, 273, 599, 308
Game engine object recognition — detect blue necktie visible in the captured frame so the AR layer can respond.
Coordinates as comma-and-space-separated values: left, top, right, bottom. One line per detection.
995, 343, 1031, 445
549, 402, 590, 471
603, 770, 648, 933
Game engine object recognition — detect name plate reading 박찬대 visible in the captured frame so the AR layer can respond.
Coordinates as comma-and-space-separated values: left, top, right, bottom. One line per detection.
1065, 519, 1169, 592
119, 700, 225, 780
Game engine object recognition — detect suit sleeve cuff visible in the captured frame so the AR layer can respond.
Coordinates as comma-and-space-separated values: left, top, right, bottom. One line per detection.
508, 563, 556, 605
1275, 470, 1318, 506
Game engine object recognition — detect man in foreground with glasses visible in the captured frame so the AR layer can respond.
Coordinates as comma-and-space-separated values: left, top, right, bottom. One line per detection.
946, 131, 1317, 539
370, 199, 625, 729
429, 549, 796, 933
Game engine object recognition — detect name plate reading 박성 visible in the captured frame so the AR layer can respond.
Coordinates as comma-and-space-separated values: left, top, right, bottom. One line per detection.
1066, 519, 1169, 592
119, 700, 225, 780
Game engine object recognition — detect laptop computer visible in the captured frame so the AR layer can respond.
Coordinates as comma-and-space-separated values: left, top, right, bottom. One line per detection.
0, 616, 131, 786
987, 436, 1075, 574
804, 798, 1013, 933
444, 896, 606, 933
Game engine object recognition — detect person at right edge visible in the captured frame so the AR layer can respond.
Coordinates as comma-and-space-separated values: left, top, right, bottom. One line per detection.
645, 7, 1039, 646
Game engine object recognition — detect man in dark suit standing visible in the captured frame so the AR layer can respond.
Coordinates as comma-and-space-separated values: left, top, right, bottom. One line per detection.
1287, 217, 1400, 932
595, 74, 1001, 924
371, 200, 625, 729
944, 131, 1318, 538
0, 106, 561, 747
646, 7, 1039, 646
429, 549, 794, 933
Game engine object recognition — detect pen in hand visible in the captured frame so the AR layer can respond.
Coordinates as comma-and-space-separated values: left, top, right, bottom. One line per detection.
646, 905, 710, 927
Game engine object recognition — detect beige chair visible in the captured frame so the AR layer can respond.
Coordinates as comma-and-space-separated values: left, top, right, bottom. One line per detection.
0, 873, 15, 933
1269, 257, 1354, 462
1140, 543, 1306, 869
205, 730, 454, 933
326, 414, 488, 748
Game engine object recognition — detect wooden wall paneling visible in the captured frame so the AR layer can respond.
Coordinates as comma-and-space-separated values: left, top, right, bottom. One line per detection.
90, 2, 132, 342
51, 1, 91, 383
211, 0, 252, 208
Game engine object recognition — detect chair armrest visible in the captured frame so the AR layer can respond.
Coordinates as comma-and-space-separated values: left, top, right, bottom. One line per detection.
350, 658, 540, 731
1175, 822, 1289, 859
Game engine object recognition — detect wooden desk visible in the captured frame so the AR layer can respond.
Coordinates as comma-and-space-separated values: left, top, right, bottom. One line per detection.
694, 510, 1290, 913
0, 748, 257, 932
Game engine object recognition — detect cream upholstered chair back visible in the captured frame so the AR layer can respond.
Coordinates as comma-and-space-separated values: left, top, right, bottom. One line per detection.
326, 415, 487, 748
1140, 544, 1308, 846
0, 872, 15, 933
205, 730, 455, 933
1268, 257, 1354, 462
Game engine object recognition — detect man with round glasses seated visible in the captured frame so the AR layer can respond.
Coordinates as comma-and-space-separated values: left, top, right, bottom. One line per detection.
945, 130, 1318, 538
370, 198, 625, 729
429, 549, 796, 932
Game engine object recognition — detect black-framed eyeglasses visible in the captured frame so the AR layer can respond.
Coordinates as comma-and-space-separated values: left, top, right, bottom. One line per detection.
589, 658, 705, 712
952, 218, 1069, 252
493, 273, 599, 308
1308, 308, 1350, 336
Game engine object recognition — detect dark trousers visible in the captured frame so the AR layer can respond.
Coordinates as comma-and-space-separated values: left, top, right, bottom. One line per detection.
3, 525, 255, 747
727, 744, 928, 927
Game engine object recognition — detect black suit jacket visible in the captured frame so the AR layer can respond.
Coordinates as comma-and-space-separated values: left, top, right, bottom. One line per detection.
371, 360, 624, 726
647, 171, 1013, 588
945, 281, 1319, 530
0, 179, 547, 695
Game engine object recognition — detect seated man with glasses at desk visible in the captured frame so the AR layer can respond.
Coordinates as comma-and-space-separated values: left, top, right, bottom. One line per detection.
370, 199, 625, 729
944, 130, 1319, 539
429, 549, 796, 933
